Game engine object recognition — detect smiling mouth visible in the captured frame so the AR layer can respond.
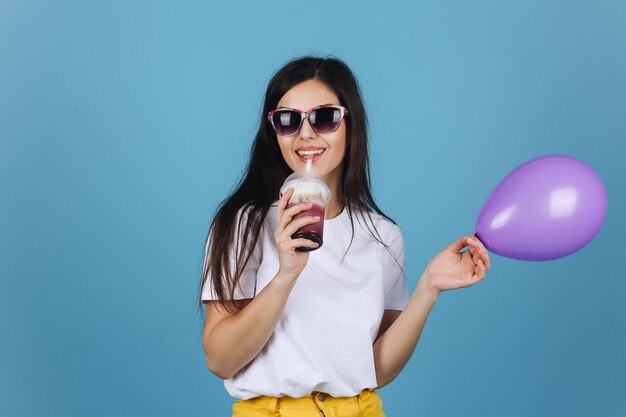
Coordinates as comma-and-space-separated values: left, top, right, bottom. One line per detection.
296, 148, 325, 158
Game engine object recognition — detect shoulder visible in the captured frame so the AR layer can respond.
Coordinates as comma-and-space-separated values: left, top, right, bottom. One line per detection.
368, 211, 400, 231
342, 208, 404, 255
359, 210, 403, 242
215, 203, 273, 243
359, 211, 405, 268
236, 203, 274, 225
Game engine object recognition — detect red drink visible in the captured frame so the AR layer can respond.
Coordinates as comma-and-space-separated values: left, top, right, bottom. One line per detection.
289, 202, 326, 251
280, 168, 331, 252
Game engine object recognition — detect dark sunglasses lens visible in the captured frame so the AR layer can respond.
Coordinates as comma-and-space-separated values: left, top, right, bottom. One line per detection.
272, 110, 301, 136
311, 107, 342, 133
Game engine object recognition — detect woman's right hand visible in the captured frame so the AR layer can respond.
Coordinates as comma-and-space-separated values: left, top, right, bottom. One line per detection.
274, 188, 320, 282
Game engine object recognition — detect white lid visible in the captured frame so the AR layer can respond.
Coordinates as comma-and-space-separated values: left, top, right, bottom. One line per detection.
280, 170, 331, 203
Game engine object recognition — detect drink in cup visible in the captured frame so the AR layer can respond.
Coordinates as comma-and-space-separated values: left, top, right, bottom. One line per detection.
280, 166, 331, 252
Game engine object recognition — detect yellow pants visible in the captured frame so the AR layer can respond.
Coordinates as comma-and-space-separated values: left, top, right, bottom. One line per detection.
232, 389, 386, 417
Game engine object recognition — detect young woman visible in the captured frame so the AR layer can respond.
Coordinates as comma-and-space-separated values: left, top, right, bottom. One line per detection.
200, 56, 490, 417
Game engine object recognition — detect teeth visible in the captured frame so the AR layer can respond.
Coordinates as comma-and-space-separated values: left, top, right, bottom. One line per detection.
297, 149, 324, 156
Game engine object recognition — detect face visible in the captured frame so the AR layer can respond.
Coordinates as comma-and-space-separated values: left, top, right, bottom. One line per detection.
274, 79, 347, 191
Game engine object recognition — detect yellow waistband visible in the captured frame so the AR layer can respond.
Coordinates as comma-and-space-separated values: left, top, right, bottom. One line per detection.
239, 389, 377, 410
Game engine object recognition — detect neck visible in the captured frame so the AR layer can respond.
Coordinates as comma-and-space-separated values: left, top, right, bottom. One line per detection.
323, 174, 344, 219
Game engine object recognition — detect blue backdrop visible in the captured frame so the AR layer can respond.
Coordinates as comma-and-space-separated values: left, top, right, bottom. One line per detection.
1, 1, 625, 416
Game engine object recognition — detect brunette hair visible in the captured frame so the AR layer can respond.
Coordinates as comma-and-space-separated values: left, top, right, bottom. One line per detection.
200, 56, 393, 312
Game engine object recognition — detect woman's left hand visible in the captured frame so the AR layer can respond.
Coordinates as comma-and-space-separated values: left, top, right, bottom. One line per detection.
421, 234, 491, 294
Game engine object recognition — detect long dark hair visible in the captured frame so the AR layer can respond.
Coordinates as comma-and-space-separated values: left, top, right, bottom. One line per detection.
200, 56, 393, 312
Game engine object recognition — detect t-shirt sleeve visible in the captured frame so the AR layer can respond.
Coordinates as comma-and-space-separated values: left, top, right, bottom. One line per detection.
380, 224, 410, 311
201, 208, 262, 301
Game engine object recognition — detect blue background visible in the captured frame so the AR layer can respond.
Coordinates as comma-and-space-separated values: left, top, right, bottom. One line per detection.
1, 0, 625, 416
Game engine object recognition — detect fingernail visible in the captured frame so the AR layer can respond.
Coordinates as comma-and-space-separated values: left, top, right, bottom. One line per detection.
313, 216, 321, 220
467, 238, 475, 242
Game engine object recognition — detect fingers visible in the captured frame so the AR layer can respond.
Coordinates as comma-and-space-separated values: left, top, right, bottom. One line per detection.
465, 236, 491, 269
469, 259, 487, 284
460, 234, 490, 287
276, 236, 320, 252
277, 188, 312, 220
447, 235, 470, 253
275, 190, 321, 250
282, 215, 321, 238
276, 188, 314, 230
276, 202, 315, 234
448, 235, 482, 258
276, 188, 293, 220
292, 238, 320, 250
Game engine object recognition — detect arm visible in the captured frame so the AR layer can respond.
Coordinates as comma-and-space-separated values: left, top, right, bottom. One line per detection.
373, 279, 438, 387
202, 189, 319, 379
202, 273, 297, 379
373, 235, 491, 388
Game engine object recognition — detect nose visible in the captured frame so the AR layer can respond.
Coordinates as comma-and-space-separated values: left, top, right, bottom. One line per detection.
298, 115, 317, 140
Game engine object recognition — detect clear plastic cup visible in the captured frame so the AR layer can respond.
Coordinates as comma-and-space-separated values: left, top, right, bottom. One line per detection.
280, 170, 331, 252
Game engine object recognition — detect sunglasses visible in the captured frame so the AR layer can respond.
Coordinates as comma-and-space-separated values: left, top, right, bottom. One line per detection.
267, 105, 349, 137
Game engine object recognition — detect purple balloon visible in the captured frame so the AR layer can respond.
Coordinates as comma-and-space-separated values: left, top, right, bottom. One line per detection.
475, 155, 607, 261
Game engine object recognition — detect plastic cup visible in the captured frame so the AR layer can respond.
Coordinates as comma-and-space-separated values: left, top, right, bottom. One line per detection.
280, 171, 331, 252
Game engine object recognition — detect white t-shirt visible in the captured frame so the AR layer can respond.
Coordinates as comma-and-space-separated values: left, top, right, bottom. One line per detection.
202, 205, 409, 399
